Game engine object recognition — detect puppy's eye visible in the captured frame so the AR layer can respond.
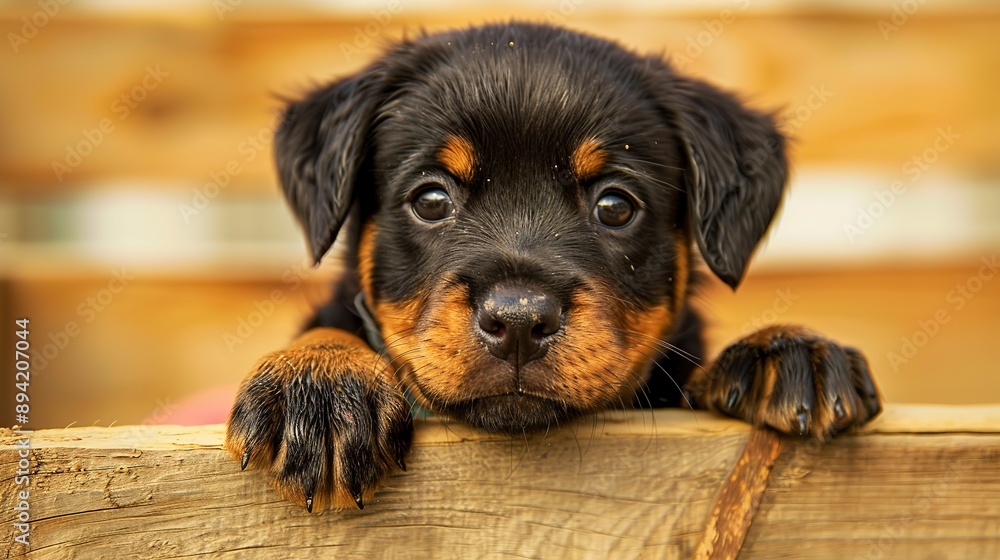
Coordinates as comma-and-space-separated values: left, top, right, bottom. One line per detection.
412, 188, 455, 222
593, 190, 636, 228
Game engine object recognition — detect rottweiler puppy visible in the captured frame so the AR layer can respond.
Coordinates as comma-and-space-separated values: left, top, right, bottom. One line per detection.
226, 22, 882, 512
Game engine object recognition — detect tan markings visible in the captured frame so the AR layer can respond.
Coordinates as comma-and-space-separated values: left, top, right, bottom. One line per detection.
622, 301, 673, 367
810, 341, 836, 435
414, 284, 480, 399
543, 281, 675, 408
376, 281, 480, 405
755, 359, 779, 428
673, 234, 690, 314
358, 220, 377, 306
437, 135, 476, 182
358, 219, 427, 399
744, 324, 813, 344
545, 288, 627, 408
570, 137, 608, 180
284, 327, 375, 355
620, 301, 675, 400
373, 293, 422, 378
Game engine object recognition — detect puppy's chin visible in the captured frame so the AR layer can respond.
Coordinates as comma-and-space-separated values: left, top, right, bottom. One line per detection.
436, 394, 584, 435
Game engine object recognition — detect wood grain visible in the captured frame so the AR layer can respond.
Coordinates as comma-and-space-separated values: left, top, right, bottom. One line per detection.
2, 405, 1000, 558
0, 410, 751, 559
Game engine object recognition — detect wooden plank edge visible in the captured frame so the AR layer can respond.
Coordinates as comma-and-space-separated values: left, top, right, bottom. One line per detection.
2, 404, 998, 451
0, 409, 750, 450
858, 403, 1000, 434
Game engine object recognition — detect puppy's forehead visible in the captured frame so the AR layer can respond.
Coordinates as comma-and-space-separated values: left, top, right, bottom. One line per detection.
377, 31, 652, 179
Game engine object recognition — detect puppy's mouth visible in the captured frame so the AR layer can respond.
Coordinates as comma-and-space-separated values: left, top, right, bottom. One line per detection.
431, 392, 584, 434
374, 277, 674, 434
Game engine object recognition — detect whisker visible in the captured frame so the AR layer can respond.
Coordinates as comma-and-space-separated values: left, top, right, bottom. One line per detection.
506, 430, 531, 479
375, 326, 418, 356
622, 157, 687, 172
611, 326, 705, 371
368, 327, 419, 371
618, 337, 700, 415
590, 354, 660, 451
377, 344, 425, 378
607, 163, 685, 193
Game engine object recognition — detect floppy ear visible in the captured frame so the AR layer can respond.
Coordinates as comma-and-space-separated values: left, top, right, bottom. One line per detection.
275, 70, 383, 264
650, 66, 787, 289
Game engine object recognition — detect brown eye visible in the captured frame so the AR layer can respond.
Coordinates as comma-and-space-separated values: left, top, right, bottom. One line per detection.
412, 188, 455, 222
593, 191, 636, 228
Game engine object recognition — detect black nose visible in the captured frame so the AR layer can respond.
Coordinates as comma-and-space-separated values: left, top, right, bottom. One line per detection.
476, 286, 562, 367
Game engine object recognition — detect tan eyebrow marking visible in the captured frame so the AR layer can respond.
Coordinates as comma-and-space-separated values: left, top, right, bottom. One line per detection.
436, 135, 476, 182
571, 137, 608, 180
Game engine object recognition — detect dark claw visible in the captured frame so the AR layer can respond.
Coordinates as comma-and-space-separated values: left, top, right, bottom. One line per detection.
860, 383, 882, 418
306, 495, 314, 513
834, 397, 846, 420
794, 406, 810, 436
353, 493, 365, 510
240, 450, 251, 471
868, 395, 883, 418
681, 388, 696, 409
396, 457, 407, 472
726, 387, 740, 411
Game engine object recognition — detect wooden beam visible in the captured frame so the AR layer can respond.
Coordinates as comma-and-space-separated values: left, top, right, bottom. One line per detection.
2, 405, 1000, 558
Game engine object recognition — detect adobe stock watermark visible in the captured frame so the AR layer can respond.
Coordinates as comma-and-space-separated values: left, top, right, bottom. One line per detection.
117, 397, 180, 448
11, 433, 32, 548
7, 0, 72, 54
858, 458, 964, 559
51, 65, 169, 182
741, 288, 799, 335
671, 0, 751, 71
844, 127, 959, 243
544, 0, 587, 25
623, 241, 688, 297
339, 0, 403, 63
887, 254, 997, 372
776, 84, 833, 135
177, 124, 276, 223
33, 269, 135, 372
734, 83, 832, 178
213, 0, 243, 20
877, 0, 928, 42
580, 446, 639, 494
12, 318, 33, 549
222, 261, 314, 353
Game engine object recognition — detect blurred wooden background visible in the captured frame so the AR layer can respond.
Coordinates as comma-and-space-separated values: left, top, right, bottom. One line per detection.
0, 1, 997, 428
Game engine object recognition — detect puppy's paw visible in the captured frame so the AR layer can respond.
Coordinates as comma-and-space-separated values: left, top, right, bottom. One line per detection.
225, 329, 412, 512
687, 325, 882, 440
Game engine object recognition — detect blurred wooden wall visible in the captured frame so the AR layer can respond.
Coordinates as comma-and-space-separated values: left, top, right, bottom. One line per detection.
1, 7, 998, 187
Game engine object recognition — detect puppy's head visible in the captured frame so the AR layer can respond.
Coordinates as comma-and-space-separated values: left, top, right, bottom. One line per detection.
276, 23, 786, 433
